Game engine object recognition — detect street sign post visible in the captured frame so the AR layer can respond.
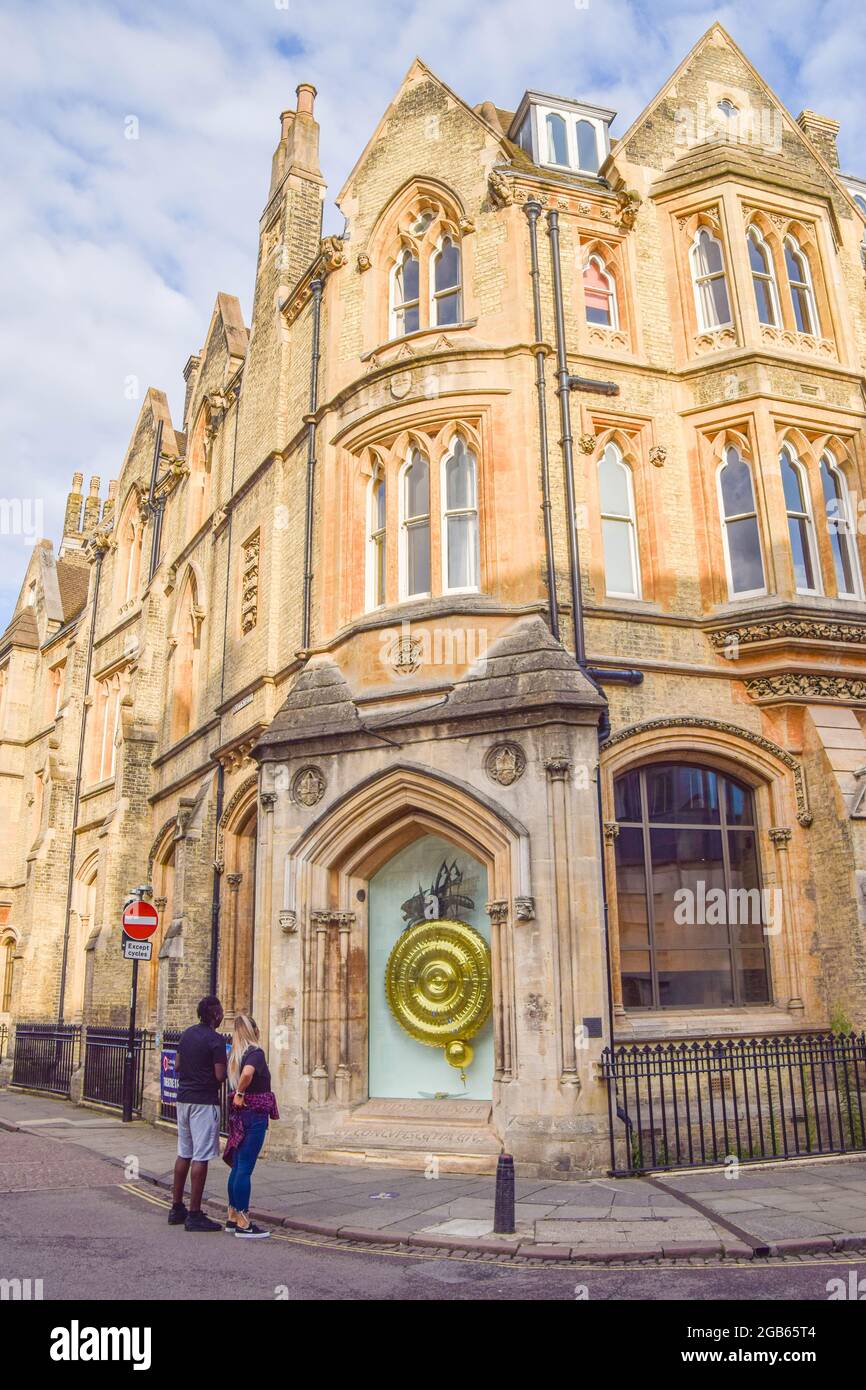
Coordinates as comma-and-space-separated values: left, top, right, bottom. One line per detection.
120, 892, 159, 1122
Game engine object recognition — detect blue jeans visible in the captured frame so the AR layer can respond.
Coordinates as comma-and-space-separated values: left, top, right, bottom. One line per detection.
227, 1111, 268, 1214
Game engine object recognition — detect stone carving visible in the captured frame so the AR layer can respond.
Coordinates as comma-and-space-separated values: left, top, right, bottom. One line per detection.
649, 444, 667, 467
279, 909, 298, 934
601, 716, 812, 827
524, 994, 550, 1031
514, 896, 535, 921
769, 827, 792, 848
615, 188, 641, 229
707, 618, 866, 649
485, 900, 508, 925
292, 765, 326, 807
356, 252, 372, 272
746, 673, 866, 703
545, 756, 572, 781
577, 434, 597, 454
487, 169, 514, 207
240, 529, 260, 635
319, 235, 347, 272
485, 741, 526, 786
603, 822, 620, 842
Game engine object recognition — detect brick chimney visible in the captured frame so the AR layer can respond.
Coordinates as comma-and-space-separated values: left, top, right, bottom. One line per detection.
101, 479, 118, 528
82, 476, 101, 533
797, 110, 840, 169
269, 81, 321, 199
63, 472, 84, 540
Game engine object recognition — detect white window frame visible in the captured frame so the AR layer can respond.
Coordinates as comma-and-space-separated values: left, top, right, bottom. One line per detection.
598, 443, 641, 599
784, 235, 819, 336
430, 234, 462, 328
398, 447, 431, 602
821, 451, 863, 599
389, 249, 420, 339
746, 225, 781, 328
583, 253, 619, 329
690, 228, 733, 332
365, 468, 387, 612
538, 106, 603, 174
716, 447, 767, 600
440, 436, 480, 595
779, 445, 822, 596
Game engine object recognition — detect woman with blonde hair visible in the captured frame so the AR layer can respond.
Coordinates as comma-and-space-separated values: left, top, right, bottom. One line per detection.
222, 1013, 279, 1238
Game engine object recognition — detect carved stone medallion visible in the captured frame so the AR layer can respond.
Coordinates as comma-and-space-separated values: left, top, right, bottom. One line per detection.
292, 765, 326, 807
485, 741, 526, 786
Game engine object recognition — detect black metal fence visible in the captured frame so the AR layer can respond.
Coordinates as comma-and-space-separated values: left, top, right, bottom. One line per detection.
602, 1032, 866, 1174
11, 1023, 81, 1095
159, 1029, 231, 1136
82, 1027, 151, 1114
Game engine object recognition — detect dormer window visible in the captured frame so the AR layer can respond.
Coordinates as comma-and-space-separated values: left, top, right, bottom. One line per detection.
509, 92, 614, 178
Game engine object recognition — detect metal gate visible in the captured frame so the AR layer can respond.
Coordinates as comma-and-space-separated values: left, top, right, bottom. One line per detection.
602, 1032, 866, 1174
83, 1027, 151, 1114
159, 1028, 232, 1136
11, 1023, 81, 1095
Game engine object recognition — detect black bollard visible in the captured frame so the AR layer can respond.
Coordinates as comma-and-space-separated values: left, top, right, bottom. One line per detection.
493, 1152, 515, 1234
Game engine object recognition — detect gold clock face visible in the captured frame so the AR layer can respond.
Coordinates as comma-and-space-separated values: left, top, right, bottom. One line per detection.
384, 918, 492, 1048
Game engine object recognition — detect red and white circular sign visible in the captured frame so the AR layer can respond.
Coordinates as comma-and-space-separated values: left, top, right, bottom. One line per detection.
122, 899, 159, 941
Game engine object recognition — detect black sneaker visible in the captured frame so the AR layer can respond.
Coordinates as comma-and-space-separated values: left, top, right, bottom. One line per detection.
224, 1218, 238, 1233
184, 1211, 222, 1233
234, 1219, 271, 1239
167, 1203, 188, 1226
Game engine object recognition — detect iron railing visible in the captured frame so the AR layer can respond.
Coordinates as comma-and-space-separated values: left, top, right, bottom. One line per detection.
11, 1023, 81, 1095
158, 1029, 231, 1136
0, 1023, 7, 1061
83, 1027, 151, 1114
602, 1032, 866, 1174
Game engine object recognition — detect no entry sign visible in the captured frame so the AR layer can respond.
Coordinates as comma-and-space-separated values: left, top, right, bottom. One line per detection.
122, 899, 159, 941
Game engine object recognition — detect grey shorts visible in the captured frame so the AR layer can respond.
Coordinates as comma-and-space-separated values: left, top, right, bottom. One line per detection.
176, 1103, 221, 1162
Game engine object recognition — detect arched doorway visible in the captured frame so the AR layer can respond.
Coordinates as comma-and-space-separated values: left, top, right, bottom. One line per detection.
218, 785, 258, 1020
368, 831, 493, 1100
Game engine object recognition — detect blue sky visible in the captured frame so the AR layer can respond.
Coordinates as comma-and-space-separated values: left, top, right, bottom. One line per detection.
0, 0, 863, 620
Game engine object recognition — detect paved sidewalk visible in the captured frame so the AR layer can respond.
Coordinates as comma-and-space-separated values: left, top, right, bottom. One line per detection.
3, 1089, 866, 1263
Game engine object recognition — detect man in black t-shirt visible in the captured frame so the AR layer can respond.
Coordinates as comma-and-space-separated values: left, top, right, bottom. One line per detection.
168, 996, 226, 1232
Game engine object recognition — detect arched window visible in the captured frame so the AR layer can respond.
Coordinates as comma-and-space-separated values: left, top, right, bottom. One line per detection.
391, 249, 420, 337
98, 679, 120, 781
114, 492, 143, 608
718, 446, 765, 597
442, 437, 479, 592
400, 449, 430, 599
545, 111, 568, 166
821, 454, 862, 598
432, 236, 461, 327
583, 255, 618, 328
780, 446, 820, 594
747, 226, 780, 327
690, 229, 732, 331
575, 119, 599, 172
186, 412, 212, 536
598, 443, 640, 598
785, 236, 819, 335
368, 469, 387, 609
612, 762, 771, 1010
2, 935, 15, 1013
170, 574, 202, 742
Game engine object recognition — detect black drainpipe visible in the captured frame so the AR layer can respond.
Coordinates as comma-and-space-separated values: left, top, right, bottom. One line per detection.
524, 200, 560, 642
546, 209, 586, 666
146, 420, 165, 584
57, 548, 104, 1022
211, 377, 243, 997
301, 277, 324, 652
545, 207, 644, 1082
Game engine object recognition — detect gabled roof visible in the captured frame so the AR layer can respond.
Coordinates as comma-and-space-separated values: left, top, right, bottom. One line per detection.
610, 21, 863, 220
336, 57, 512, 209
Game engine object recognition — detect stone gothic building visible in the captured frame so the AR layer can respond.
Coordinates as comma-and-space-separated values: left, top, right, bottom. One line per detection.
3, 24, 866, 1174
